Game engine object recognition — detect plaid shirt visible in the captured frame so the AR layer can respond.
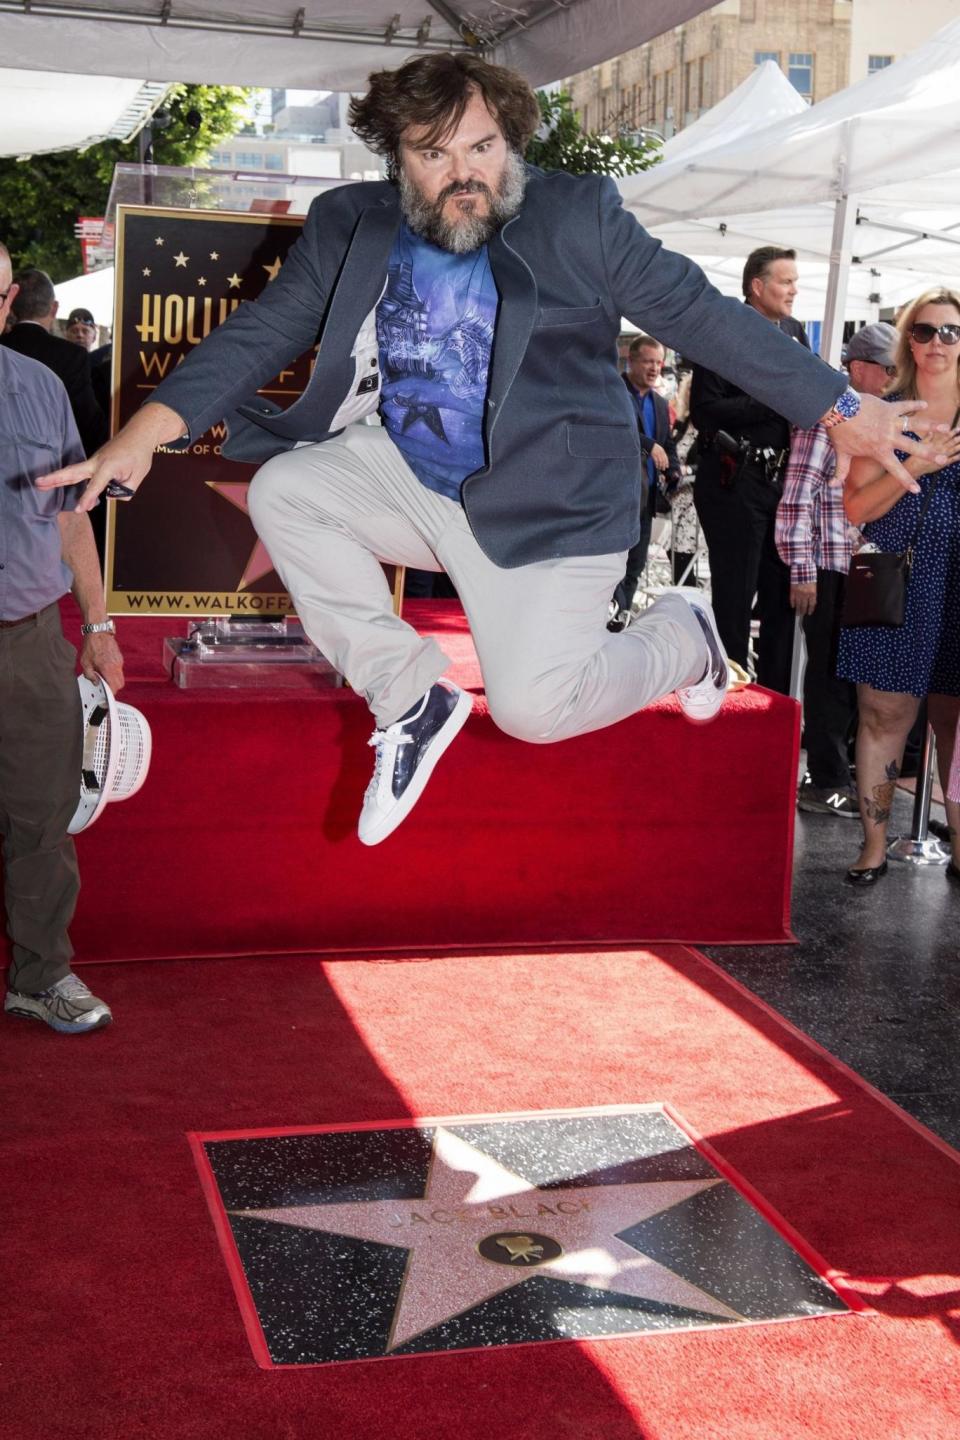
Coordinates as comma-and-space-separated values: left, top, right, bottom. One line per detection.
775, 421, 860, 584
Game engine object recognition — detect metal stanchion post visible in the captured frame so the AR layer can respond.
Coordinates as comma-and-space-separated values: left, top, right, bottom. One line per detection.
789, 612, 806, 703
887, 724, 949, 865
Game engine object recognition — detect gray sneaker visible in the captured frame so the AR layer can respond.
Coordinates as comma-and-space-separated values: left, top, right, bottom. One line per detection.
5, 973, 112, 1034
797, 782, 859, 818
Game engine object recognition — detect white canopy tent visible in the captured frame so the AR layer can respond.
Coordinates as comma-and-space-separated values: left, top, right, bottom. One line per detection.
619, 62, 830, 331
618, 18, 960, 357
53, 265, 116, 327
0, 1, 715, 92
623, 61, 900, 325
655, 60, 807, 167
0, 0, 718, 158
0, 70, 170, 156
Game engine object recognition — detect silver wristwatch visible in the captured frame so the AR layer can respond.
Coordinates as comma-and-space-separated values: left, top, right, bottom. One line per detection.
80, 620, 117, 635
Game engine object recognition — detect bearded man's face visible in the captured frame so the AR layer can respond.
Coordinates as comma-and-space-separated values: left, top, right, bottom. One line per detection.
398, 86, 526, 253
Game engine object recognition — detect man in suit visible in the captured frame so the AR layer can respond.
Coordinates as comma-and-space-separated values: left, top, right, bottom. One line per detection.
38, 55, 940, 847
3, 271, 108, 460
691, 246, 810, 694
608, 334, 681, 631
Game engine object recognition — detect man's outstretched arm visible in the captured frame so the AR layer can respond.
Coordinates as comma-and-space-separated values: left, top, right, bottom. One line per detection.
37, 185, 334, 510
38, 400, 187, 513
598, 179, 946, 488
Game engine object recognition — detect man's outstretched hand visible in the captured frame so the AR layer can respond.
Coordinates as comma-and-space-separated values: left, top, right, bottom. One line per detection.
828, 394, 948, 490
36, 402, 188, 512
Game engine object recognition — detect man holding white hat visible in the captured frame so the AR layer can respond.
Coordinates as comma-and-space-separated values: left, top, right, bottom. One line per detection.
0, 242, 124, 1034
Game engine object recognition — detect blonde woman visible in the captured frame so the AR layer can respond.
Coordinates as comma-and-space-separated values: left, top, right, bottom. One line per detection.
839, 288, 960, 886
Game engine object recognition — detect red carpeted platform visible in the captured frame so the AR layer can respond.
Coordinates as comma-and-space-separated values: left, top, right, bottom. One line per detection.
56, 601, 799, 961
2, 945, 957, 1440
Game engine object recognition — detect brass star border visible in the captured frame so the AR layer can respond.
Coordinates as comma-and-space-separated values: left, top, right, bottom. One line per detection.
190, 1104, 862, 1369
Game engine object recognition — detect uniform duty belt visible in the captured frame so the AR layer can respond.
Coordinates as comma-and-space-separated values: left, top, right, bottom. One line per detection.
744, 444, 788, 470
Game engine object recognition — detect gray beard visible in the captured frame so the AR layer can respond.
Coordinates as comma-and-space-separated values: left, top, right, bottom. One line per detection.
398, 150, 527, 253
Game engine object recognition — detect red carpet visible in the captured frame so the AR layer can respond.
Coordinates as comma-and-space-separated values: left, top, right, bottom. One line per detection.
45, 601, 800, 961
2, 945, 957, 1439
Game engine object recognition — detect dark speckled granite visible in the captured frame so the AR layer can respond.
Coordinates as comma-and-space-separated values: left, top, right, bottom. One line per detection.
705, 787, 960, 1147
201, 1108, 848, 1366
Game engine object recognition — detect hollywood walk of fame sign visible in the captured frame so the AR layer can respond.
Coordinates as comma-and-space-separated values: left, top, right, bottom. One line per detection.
191, 1105, 852, 1368
105, 205, 313, 618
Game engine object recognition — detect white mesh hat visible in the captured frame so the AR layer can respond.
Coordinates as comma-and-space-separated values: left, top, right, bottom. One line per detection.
68, 673, 153, 835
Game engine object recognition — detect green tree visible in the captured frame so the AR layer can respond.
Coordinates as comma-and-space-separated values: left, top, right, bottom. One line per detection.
0, 84, 250, 281
525, 90, 661, 177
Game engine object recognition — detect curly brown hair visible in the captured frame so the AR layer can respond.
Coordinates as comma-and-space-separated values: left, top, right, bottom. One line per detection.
348, 53, 541, 180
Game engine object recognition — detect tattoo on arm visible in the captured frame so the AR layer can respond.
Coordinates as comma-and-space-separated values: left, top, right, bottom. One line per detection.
864, 759, 900, 826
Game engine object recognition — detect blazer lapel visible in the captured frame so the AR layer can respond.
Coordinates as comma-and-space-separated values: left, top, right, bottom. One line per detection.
236, 197, 400, 440
487, 221, 539, 421
322, 197, 399, 348
655, 392, 669, 445
312, 197, 400, 385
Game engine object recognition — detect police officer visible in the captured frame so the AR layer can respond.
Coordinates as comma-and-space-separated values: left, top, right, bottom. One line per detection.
691, 246, 810, 694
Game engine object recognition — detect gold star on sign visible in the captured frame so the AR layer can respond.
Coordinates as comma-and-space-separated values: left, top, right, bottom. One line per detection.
154, 236, 165, 246
209, 250, 219, 260
263, 256, 282, 282
173, 251, 189, 268
142, 267, 151, 277
205, 482, 278, 589
198, 276, 207, 287
227, 273, 242, 290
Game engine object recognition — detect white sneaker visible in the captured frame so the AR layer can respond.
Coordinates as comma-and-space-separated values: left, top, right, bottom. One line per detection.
358, 682, 472, 846
661, 589, 731, 724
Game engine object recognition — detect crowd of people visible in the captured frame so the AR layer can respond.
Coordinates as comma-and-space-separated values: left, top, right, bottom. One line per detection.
2, 51, 957, 1038
618, 251, 960, 889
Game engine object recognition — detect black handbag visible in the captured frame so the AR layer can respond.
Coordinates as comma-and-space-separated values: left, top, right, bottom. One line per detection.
842, 546, 916, 628
842, 406, 957, 628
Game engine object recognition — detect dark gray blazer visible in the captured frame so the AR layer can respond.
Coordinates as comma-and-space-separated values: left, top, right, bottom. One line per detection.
152, 170, 845, 569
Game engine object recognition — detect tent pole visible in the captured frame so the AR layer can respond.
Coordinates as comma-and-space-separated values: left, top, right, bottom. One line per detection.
820, 189, 858, 366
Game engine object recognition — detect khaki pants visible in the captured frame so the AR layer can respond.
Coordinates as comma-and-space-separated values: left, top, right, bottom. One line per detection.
0, 603, 81, 994
249, 426, 705, 733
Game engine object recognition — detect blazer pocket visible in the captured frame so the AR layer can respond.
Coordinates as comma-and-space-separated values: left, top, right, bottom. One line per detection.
566, 423, 640, 458
537, 302, 604, 328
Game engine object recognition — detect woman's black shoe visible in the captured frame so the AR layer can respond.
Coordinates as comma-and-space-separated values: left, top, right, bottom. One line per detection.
947, 860, 960, 885
844, 861, 888, 887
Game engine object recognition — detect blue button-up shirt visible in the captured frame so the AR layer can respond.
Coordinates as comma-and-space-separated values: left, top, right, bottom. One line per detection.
624, 377, 658, 488
0, 346, 84, 621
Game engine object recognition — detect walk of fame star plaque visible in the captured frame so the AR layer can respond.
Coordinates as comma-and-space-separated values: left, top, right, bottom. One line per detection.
106, 206, 310, 618
190, 1104, 853, 1368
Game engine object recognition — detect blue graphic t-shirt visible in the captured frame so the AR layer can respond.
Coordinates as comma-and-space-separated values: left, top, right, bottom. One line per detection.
377, 222, 498, 502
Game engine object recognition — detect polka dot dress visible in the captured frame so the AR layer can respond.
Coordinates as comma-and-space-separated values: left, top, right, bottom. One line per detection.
837, 403, 960, 699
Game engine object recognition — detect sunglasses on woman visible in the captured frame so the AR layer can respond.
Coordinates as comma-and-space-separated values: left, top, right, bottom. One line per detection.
909, 322, 960, 345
